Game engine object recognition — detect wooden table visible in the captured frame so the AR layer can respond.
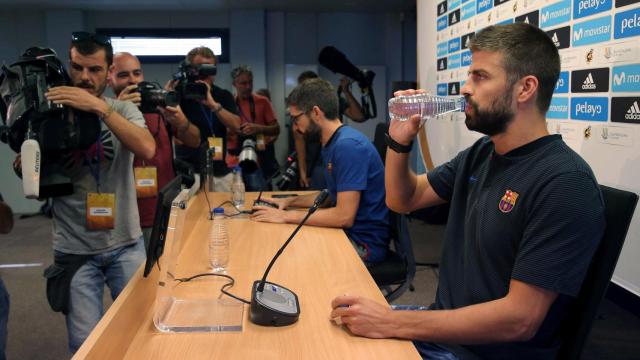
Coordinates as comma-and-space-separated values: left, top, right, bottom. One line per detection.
74, 191, 420, 359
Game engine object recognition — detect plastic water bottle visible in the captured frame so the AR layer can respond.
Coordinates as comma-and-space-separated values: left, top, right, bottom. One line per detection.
388, 94, 466, 124
231, 167, 245, 207
209, 208, 229, 272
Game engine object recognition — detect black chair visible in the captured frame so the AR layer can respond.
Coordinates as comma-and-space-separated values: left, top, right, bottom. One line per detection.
557, 185, 638, 359
368, 211, 417, 302
373, 122, 389, 162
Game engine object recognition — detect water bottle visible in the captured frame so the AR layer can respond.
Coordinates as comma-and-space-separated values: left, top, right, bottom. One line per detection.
209, 208, 229, 272
231, 167, 245, 207
388, 94, 466, 124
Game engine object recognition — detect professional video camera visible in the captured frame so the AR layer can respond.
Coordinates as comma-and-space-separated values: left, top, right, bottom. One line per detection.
173, 61, 217, 102
0, 47, 100, 198
137, 81, 179, 114
275, 152, 298, 191
318, 46, 377, 120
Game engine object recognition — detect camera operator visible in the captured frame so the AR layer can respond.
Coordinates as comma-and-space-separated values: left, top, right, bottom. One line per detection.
167, 47, 241, 192
228, 65, 280, 191
28, 32, 155, 353
109, 52, 200, 245
292, 71, 365, 189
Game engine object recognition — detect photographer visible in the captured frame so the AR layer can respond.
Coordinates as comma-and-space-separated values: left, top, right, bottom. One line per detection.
228, 65, 280, 191
25, 32, 154, 353
168, 47, 241, 191
109, 52, 200, 244
292, 71, 365, 189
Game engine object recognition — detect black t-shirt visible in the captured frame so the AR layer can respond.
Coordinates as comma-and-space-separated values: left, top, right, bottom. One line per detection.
177, 84, 238, 175
427, 135, 605, 359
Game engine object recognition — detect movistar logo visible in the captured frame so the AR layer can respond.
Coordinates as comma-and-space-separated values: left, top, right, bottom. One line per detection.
626, 101, 640, 120
573, 17, 611, 45
582, 73, 597, 89
614, 72, 640, 86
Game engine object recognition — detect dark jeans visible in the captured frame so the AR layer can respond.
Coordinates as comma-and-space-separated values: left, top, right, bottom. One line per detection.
0, 277, 9, 360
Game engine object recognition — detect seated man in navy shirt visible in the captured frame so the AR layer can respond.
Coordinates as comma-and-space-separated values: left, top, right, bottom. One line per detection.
251, 78, 390, 263
330, 23, 605, 359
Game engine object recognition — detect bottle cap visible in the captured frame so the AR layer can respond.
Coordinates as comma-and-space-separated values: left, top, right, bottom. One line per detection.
213, 207, 225, 214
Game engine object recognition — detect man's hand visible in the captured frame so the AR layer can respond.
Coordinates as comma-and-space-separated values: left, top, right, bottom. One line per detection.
339, 77, 352, 93
298, 174, 310, 189
388, 89, 427, 146
158, 105, 187, 128
46, 86, 108, 114
330, 295, 396, 339
196, 80, 221, 111
117, 84, 141, 106
250, 205, 288, 224
240, 123, 259, 136
164, 79, 179, 91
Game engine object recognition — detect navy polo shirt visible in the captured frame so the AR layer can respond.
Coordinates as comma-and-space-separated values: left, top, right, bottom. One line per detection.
321, 126, 390, 263
427, 135, 605, 359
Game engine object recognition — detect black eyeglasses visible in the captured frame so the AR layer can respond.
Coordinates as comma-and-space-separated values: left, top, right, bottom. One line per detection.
71, 32, 111, 46
290, 112, 306, 124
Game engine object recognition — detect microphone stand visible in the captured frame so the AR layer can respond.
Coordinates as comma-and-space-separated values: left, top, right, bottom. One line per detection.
249, 189, 329, 326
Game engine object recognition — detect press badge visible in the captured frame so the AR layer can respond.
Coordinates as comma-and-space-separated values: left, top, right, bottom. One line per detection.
256, 134, 266, 151
134, 166, 158, 198
86, 192, 115, 230
208, 137, 224, 161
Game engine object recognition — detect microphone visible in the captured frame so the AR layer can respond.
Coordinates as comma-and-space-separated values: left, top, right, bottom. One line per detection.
253, 151, 297, 208
249, 189, 330, 326
21, 138, 41, 199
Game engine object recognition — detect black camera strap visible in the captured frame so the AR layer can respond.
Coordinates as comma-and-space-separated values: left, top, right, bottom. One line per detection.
236, 94, 256, 124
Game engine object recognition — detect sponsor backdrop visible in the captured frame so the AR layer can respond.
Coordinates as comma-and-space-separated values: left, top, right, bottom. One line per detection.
419, 0, 640, 297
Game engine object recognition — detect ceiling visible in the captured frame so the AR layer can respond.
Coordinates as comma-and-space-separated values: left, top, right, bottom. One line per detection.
0, 0, 416, 12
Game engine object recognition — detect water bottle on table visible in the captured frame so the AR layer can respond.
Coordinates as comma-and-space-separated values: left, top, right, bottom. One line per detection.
209, 207, 229, 273
231, 166, 245, 207
388, 94, 466, 127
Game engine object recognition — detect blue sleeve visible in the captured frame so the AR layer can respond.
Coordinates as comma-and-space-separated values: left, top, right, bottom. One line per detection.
427, 147, 468, 201
332, 139, 368, 192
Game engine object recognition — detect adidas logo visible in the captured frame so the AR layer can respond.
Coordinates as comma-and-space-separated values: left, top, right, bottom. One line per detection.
524, 16, 530, 24
440, 4, 445, 13
551, 33, 560, 47
465, 37, 470, 47
439, 61, 445, 70
451, 84, 458, 94
626, 101, 640, 121
451, 13, 458, 23
582, 73, 597, 90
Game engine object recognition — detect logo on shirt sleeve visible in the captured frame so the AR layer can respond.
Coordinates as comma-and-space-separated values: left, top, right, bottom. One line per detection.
499, 189, 519, 213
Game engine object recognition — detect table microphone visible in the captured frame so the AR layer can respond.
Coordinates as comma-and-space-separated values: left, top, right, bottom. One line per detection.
249, 189, 329, 326
252, 151, 297, 209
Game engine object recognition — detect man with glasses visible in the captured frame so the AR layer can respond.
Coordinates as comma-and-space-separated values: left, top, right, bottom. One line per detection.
169, 46, 241, 192
251, 78, 390, 265
42, 32, 155, 353
109, 52, 200, 246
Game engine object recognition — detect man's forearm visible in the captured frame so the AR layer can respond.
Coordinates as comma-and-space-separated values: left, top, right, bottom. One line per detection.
175, 119, 201, 148
209, 105, 241, 133
384, 150, 420, 212
101, 106, 155, 160
257, 123, 280, 136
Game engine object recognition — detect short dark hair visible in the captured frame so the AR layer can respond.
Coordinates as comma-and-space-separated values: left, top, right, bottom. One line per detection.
69, 37, 113, 66
287, 78, 339, 120
469, 23, 560, 113
231, 64, 252, 81
297, 70, 319, 84
186, 46, 217, 65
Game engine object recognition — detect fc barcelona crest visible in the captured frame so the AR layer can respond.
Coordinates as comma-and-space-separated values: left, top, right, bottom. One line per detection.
499, 190, 519, 213
327, 162, 333, 174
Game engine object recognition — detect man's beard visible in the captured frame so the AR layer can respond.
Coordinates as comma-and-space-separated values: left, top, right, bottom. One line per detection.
464, 87, 515, 136
75, 78, 107, 97
303, 120, 322, 143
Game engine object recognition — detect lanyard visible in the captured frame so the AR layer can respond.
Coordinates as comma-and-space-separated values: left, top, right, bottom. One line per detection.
236, 95, 256, 124
85, 139, 102, 192
199, 103, 216, 135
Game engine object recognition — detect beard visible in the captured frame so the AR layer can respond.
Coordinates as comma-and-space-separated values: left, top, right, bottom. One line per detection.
464, 87, 515, 136
303, 120, 322, 143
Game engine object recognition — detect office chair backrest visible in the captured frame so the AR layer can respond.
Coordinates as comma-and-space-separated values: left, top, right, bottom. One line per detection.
373, 122, 389, 162
557, 185, 638, 359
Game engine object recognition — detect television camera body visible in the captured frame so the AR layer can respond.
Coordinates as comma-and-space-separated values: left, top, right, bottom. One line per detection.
172, 61, 217, 102
0, 47, 101, 198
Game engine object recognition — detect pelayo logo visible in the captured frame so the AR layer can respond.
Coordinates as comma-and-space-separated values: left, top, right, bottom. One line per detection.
614, 7, 640, 39
462, 51, 473, 66
449, 38, 461, 53
611, 97, 640, 123
574, 0, 612, 20
437, 83, 448, 96
438, 15, 448, 31
571, 68, 609, 92
571, 97, 609, 121
612, 64, 640, 92
477, 0, 493, 14
573, 16, 612, 46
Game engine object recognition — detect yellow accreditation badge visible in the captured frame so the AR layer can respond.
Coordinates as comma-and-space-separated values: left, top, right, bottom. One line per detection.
86, 192, 116, 230
208, 137, 224, 161
134, 166, 158, 198
256, 134, 266, 151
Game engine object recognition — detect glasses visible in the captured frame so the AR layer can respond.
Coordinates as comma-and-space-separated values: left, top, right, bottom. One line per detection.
71, 32, 111, 46
290, 112, 306, 124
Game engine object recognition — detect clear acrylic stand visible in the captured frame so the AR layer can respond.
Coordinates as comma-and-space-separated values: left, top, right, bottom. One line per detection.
153, 190, 244, 332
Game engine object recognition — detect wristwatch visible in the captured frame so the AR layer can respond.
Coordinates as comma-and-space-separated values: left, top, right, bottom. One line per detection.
385, 132, 413, 153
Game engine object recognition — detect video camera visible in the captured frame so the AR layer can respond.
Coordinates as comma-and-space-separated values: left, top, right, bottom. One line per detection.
318, 46, 377, 120
0, 47, 100, 198
137, 81, 179, 114
172, 61, 217, 102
